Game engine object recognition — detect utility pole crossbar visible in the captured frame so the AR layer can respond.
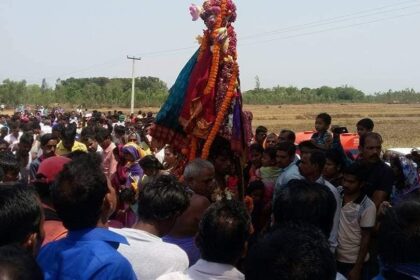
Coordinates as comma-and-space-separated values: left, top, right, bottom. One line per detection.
127, 56, 141, 114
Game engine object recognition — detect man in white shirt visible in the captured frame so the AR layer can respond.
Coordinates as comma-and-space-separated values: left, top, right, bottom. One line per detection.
4, 121, 22, 150
296, 151, 341, 252
275, 149, 341, 252
112, 175, 190, 280
158, 200, 251, 280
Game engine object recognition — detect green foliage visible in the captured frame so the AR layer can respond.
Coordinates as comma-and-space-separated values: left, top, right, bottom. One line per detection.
242, 85, 420, 104
1, 77, 419, 107
0, 77, 168, 108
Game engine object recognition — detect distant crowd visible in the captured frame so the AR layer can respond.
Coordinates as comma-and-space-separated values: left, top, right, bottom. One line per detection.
0, 106, 419, 280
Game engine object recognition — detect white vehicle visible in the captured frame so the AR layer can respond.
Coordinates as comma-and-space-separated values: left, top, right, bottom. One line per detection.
386, 148, 420, 157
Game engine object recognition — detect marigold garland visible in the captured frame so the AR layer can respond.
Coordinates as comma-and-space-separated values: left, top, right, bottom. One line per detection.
197, 32, 208, 61
189, 136, 198, 161
203, 0, 227, 95
201, 62, 238, 159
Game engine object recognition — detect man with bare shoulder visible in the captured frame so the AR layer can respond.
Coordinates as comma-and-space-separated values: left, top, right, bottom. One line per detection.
163, 159, 215, 266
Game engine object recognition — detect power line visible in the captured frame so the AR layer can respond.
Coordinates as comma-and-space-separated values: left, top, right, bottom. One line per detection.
134, 1, 420, 57
239, 10, 420, 47
240, 2, 420, 40
25, 0, 420, 81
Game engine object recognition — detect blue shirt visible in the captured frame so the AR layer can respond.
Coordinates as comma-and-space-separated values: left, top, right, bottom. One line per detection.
37, 227, 137, 280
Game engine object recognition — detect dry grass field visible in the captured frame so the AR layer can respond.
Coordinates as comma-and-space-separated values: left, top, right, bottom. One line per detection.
243, 103, 420, 149
126, 103, 420, 149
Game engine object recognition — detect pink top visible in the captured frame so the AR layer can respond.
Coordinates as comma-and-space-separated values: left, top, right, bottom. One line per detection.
102, 142, 117, 181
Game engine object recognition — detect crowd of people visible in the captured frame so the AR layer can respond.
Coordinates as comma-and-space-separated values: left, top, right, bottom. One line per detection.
0, 107, 420, 280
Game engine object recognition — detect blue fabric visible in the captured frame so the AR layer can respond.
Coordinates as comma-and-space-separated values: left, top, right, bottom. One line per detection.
163, 235, 200, 267
37, 228, 137, 280
155, 50, 198, 132
376, 263, 420, 280
311, 131, 329, 145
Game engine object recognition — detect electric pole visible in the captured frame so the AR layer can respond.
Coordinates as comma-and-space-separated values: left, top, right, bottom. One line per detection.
127, 56, 141, 114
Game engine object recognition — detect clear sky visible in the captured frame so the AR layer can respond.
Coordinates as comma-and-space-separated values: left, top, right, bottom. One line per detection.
1, 0, 419, 93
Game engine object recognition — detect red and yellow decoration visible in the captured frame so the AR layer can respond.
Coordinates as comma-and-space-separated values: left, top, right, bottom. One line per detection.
151, 0, 246, 170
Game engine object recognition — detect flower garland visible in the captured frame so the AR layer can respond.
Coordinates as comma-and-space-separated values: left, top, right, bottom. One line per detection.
189, 136, 198, 161
203, 0, 227, 96
201, 62, 238, 159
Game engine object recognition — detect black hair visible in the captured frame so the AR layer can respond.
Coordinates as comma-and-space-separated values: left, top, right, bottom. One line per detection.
19, 132, 34, 146
263, 147, 277, 161
95, 127, 111, 143
378, 199, 420, 265
0, 184, 42, 247
113, 125, 125, 136
273, 179, 336, 237
80, 126, 96, 142
8, 121, 19, 131
31, 121, 41, 131
209, 136, 233, 161
52, 153, 107, 230
119, 187, 136, 206
309, 150, 327, 170
342, 162, 366, 182
61, 123, 76, 141
359, 132, 382, 148
0, 151, 19, 178
255, 126, 268, 134
139, 155, 164, 170
298, 140, 319, 153
357, 118, 374, 130
279, 129, 296, 143
245, 222, 336, 280
249, 143, 264, 154
246, 180, 265, 195
275, 141, 296, 157
316, 113, 332, 126
0, 245, 43, 280
325, 149, 343, 168
196, 199, 251, 265
40, 133, 57, 147
65, 150, 87, 160
137, 175, 190, 221
52, 123, 64, 133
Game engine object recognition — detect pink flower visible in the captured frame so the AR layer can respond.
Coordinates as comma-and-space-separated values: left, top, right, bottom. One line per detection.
189, 4, 202, 21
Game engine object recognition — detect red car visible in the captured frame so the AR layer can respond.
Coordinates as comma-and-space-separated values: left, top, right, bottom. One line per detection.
295, 130, 359, 158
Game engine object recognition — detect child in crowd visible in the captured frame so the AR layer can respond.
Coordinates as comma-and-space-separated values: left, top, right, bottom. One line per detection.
244, 143, 264, 187
264, 132, 278, 148
311, 112, 333, 150
356, 118, 374, 138
254, 126, 267, 147
114, 143, 144, 228
139, 155, 168, 186
323, 150, 344, 187
246, 180, 267, 234
336, 163, 376, 280
122, 143, 144, 191
255, 147, 281, 205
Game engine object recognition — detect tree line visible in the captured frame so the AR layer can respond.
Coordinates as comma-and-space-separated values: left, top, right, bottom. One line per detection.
0, 77, 419, 108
